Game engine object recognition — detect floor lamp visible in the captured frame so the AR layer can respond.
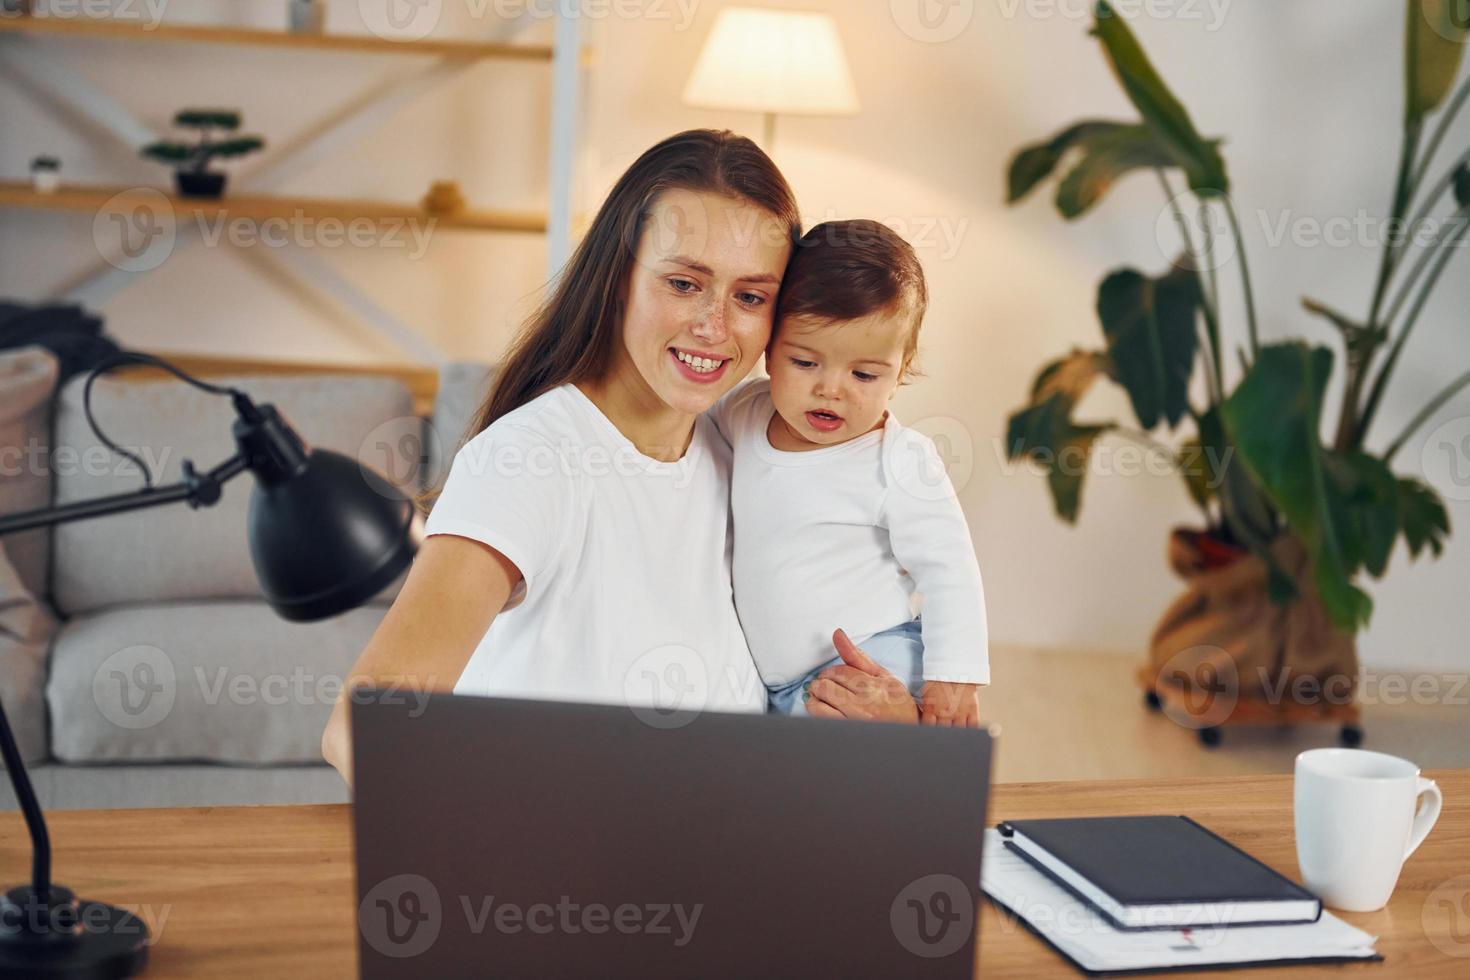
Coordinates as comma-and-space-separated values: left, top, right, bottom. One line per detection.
682, 7, 860, 154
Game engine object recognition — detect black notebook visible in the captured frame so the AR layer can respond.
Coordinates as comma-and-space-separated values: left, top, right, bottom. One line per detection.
997, 815, 1322, 931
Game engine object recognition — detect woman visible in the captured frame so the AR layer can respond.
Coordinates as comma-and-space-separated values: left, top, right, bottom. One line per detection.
322, 130, 918, 785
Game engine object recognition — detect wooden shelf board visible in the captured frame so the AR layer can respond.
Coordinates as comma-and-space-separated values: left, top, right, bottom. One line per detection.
0, 181, 547, 234
116, 352, 442, 416
0, 16, 552, 60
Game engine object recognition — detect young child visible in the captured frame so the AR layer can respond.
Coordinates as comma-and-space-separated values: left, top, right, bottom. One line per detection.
711, 219, 990, 725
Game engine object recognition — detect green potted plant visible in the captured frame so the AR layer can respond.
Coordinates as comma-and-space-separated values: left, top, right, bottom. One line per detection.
141, 109, 266, 199
1005, 1, 1465, 730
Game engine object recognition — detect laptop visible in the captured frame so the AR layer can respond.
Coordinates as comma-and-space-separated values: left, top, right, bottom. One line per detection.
351, 692, 993, 979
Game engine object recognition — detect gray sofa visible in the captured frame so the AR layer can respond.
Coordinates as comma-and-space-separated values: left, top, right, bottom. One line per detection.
0, 346, 492, 810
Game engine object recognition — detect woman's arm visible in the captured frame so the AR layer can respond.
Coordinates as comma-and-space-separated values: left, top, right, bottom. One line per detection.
320, 534, 522, 786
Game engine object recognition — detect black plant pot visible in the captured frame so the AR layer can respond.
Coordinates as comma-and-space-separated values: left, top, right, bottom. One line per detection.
175, 171, 227, 199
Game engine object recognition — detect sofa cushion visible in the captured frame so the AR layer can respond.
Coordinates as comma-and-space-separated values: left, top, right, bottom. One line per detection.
52, 373, 415, 616
0, 545, 57, 765
46, 600, 391, 764
0, 346, 59, 599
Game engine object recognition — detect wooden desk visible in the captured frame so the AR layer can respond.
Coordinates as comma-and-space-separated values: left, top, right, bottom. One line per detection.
3, 771, 1466, 978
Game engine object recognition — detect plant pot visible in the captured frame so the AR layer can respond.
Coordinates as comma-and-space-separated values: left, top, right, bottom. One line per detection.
31, 171, 59, 194
175, 171, 227, 199
0, 0, 36, 17
1147, 527, 1359, 708
288, 0, 325, 34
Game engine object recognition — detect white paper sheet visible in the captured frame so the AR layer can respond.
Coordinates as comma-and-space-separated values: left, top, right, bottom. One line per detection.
980, 830, 1379, 974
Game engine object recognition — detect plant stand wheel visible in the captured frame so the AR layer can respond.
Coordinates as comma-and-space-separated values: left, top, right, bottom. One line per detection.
1136, 664, 1362, 751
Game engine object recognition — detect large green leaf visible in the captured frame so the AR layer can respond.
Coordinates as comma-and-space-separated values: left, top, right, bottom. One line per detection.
1053, 126, 1177, 218
1006, 351, 1115, 523
1397, 476, 1451, 558
1220, 343, 1373, 630
1192, 406, 1295, 602
1097, 264, 1200, 429
1407, 0, 1470, 122
1091, 1, 1230, 195
1007, 120, 1133, 204
1324, 451, 1400, 579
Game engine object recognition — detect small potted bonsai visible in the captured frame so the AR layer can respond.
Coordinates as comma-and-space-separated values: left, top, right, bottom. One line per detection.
29, 155, 60, 194
141, 109, 265, 199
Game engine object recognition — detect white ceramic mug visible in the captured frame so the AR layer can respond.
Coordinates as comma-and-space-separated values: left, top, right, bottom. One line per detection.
1294, 748, 1442, 912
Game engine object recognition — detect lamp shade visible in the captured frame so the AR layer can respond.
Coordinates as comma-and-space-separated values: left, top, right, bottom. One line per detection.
683, 7, 860, 116
247, 449, 422, 622
229, 399, 421, 622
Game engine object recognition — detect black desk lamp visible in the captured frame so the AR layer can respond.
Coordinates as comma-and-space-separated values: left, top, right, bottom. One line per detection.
0, 353, 422, 977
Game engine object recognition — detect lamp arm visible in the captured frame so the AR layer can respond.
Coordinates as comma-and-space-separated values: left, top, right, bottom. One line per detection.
0, 452, 250, 537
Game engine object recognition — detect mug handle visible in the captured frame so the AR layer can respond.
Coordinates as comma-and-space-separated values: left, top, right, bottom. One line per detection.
1404, 777, 1442, 861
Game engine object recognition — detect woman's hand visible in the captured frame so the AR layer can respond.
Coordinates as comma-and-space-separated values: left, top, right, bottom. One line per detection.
919, 681, 983, 728
804, 629, 921, 724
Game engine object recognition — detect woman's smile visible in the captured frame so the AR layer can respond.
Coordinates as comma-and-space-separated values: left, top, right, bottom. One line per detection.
669, 346, 733, 383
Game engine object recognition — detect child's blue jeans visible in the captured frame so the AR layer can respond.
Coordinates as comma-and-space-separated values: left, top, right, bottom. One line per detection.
766, 618, 924, 716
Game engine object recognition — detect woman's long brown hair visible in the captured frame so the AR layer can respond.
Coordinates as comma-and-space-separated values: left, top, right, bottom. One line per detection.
467, 129, 801, 439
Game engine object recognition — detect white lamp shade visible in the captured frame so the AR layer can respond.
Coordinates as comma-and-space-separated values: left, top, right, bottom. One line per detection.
683, 7, 860, 117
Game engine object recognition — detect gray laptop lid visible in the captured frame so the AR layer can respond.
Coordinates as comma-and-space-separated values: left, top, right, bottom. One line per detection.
352, 693, 991, 979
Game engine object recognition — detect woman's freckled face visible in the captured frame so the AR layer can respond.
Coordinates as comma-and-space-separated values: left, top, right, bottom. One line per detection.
616, 188, 793, 417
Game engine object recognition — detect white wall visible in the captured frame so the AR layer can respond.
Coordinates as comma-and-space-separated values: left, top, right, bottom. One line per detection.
2, 0, 1466, 670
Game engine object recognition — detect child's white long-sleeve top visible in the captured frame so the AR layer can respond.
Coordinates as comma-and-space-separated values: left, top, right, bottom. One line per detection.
710, 378, 990, 688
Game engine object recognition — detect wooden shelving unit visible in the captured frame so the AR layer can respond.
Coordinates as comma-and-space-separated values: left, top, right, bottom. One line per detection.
0, 181, 547, 234
0, 16, 553, 61
0, 10, 587, 367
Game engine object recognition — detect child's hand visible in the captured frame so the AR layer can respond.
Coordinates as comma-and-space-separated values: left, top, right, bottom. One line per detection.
919, 681, 982, 728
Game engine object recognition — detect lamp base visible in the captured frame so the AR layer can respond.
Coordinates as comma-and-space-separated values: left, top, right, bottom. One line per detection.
0, 885, 148, 979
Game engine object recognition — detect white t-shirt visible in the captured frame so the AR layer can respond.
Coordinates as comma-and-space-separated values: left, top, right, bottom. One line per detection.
423, 383, 766, 715
711, 378, 990, 687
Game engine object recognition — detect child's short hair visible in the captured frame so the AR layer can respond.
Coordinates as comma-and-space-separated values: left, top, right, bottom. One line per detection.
775, 219, 928, 381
